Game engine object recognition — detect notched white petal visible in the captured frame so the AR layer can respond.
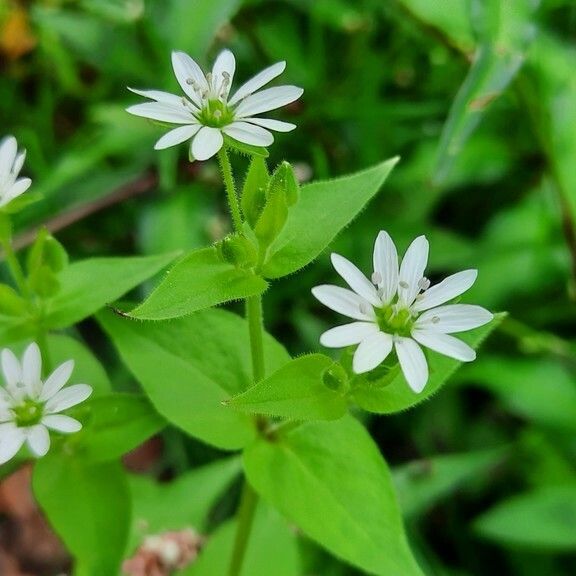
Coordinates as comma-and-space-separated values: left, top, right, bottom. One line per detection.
245, 117, 296, 132
320, 322, 379, 348
228, 61, 287, 106
235, 85, 303, 117
40, 360, 74, 401
330, 253, 381, 306
42, 414, 82, 433
373, 230, 399, 304
154, 125, 200, 150
222, 122, 274, 147
26, 425, 50, 457
395, 337, 428, 393
312, 285, 376, 321
191, 126, 224, 161
412, 269, 478, 312
415, 304, 493, 334
352, 332, 394, 374
126, 102, 194, 124
45, 384, 93, 413
412, 330, 476, 361
398, 235, 429, 306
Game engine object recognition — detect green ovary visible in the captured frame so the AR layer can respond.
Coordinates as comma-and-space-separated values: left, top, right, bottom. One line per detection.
375, 304, 414, 337
12, 398, 44, 427
198, 99, 235, 128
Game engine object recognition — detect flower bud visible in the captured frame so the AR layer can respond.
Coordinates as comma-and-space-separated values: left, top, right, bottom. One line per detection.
322, 362, 349, 393
217, 233, 258, 268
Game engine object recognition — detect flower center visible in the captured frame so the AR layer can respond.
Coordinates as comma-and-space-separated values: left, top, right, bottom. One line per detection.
12, 398, 44, 427
375, 304, 414, 337
197, 99, 235, 128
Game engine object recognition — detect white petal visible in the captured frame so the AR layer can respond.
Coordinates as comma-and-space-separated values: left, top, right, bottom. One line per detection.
128, 87, 192, 108
398, 235, 429, 306
222, 122, 274, 147
154, 125, 201, 150
312, 285, 376, 321
40, 360, 74, 401
229, 61, 286, 106
320, 322, 379, 348
26, 425, 50, 457
415, 304, 493, 334
412, 330, 476, 361
171, 51, 208, 106
42, 414, 82, 433
126, 102, 195, 124
353, 332, 394, 374
412, 270, 478, 312
0, 423, 26, 464
211, 49, 236, 99
4, 178, 32, 201
245, 117, 296, 132
12, 150, 26, 176
1, 348, 21, 388
373, 231, 399, 303
0, 136, 17, 176
395, 337, 428, 393
45, 384, 92, 413
235, 86, 303, 117
22, 343, 42, 396
330, 253, 381, 306
191, 127, 224, 161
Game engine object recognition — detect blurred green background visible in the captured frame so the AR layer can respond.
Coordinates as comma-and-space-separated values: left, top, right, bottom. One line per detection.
1, 0, 576, 574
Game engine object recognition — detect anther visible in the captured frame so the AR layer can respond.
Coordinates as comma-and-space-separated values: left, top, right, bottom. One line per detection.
418, 277, 431, 291
431, 316, 440, 324
359, 303, 369, 315
371, 272, 382, 285
399, 280, 409, 289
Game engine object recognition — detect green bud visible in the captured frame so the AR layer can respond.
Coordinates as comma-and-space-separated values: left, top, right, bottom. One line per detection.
28, 265, 60, 298
241, 157, 270, 227
0, 284, 28, 316
27, 228, 69, 276
322, 362, 349, 393
217, 234, 259, 268
268, 161, 299, 207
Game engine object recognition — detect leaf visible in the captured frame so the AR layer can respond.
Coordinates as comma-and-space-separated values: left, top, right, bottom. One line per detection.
262, 158, 399, 279
98, 307, 290, 450
393, 448, 507, 518
44, 252, 177, 328
243, 416, 423, 576
72, 393, 165, 463
474, 485, 576, 551
351, 313, 504, 414
127, 248, 268, 321
129, 457, 241, 551
462, 356, 576, 432
434, 0, 540, 182
33, 454, 130, 576
186, 503, 300, 576
228, 354, 348, 421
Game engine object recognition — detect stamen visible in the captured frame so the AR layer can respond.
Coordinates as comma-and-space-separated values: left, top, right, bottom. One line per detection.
185, 78, 194, 85
371, 272, 382, 285
418, 277, 431, 291
431, 316, 440, 324
359, 302, 369, 315
399, 280, 409, 289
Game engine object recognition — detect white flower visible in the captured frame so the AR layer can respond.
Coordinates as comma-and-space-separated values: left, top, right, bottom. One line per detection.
0, 135, 32, 210
312, 231, 493, 394
126, 49, 304, 161
0, 343, 92, 465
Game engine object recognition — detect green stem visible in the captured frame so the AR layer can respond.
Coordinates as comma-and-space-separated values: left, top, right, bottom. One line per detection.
246, 295, 265, 382
228, 480, 259, 576
0, 237, 29, 297
36, 326, 52, 377
217, 147, 243, 233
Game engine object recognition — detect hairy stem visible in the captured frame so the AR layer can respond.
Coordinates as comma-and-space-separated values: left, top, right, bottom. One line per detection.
228, 480, 259, 576
246, 295, 265, 382
217, 147, 243, 232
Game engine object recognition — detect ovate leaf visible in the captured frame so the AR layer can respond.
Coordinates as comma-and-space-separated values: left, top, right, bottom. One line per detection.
98, 308, 290, 450
262, 158, 399, 279
34, 455, 130, 576
45, 252, 177, 328
244, 416, 423, 576
351, 313, 504, 414
228, 354, 348, 421
127, 248, 268, 320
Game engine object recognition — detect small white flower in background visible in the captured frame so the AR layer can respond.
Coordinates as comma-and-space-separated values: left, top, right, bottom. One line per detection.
0, 135, 32, 210
312, 231, 493, 394
0, 343, 92, 465
126, 49, 303, 161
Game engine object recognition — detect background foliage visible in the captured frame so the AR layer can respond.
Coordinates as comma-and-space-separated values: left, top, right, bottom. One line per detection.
1, 0, 576, 574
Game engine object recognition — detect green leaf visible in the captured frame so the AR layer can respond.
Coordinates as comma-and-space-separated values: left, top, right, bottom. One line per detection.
434, 0, 539, 182
262, 158, 399, 279
129, 457, 241, 551
243, 416, 423, 576
127, 248, 268, 321
186, 503, 300, 576
33, 454, 130, 576
474, 485, 576, 551
393, 448, 507, 518
98, 308, 290, 450
72, 393, 165, 462
228, 354, 348, 421
47, 333, 111, 396
44, 252, 177, 328
241, 156, 270, 228
351, 313, 504, 414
